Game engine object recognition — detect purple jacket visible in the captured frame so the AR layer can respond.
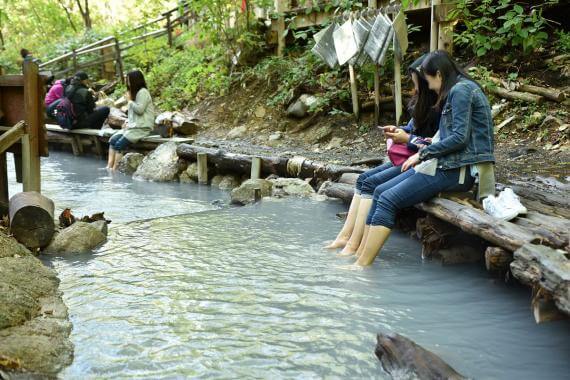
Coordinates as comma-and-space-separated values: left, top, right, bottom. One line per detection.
45, 80, 65, 107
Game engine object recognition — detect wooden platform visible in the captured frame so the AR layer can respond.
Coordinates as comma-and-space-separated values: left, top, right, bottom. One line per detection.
45, 124, 194, 157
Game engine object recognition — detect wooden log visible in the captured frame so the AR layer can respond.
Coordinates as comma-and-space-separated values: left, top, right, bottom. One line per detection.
350, 157, 385, 167
485, 247, 513, 273
375, 332, 466, 380
9, 191, 55, 249
488, 86, 544, 104
0, 121, 26, 154
416, 198, 566, 252
197, 152, 208, 184
510, 243, 570, 315
317, 181, 354, 204
518, 84, 565, 103
155, 111, 199, 136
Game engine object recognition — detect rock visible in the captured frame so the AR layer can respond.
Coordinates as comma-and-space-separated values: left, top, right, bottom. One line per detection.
43, 222, 106, 255
268, 132, 282, 141
114, 96, 127, 108
211, 175, 224, 187
326, 137, 344, 150
540, 115, 564, 130
133, 142, 181, 182
254, 106, 266, 118
286, 94, 319, 118
230, 179, 273, 205
525, 111, 545, 128
107, 107, 127, 128
0, 231, 31, 259
117, 152, 144, 175
186, 163, 199, 181
218, 175, 241, 190
227, 125, 247, 139
269, 178, 315, 197
91, 220, 108, 237
179, 172, 195, 183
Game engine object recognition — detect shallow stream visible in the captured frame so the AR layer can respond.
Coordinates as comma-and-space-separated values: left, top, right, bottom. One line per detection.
7, 152, 570, 379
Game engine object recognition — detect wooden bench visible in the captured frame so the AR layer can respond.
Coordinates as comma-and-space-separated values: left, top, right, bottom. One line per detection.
45, 124, 194, 157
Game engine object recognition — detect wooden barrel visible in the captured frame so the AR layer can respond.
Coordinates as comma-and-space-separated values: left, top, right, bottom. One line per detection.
9, 191, 55, 249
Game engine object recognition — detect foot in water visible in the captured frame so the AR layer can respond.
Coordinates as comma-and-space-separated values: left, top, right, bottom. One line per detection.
337, 248, 357, 257
324, 239, 348, 249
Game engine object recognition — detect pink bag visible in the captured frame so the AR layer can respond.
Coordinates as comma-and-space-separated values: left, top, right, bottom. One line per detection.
386, 138, 414, 166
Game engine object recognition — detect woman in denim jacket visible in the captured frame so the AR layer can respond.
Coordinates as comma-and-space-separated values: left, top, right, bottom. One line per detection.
326, 55, 439, 253
354, 50, 495, 266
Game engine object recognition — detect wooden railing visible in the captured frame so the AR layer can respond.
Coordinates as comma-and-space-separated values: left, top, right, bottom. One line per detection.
39, 2, 194, 83
0, 61, 47, 211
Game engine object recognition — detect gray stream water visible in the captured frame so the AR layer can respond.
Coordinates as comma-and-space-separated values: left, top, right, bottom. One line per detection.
6, 152, 570, 379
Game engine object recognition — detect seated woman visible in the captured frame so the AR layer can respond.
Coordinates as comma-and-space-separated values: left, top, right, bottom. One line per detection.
107, 70, 155, 170
45, 77, 70, 118
354, 50, 495, 266
326, 54, 439, 254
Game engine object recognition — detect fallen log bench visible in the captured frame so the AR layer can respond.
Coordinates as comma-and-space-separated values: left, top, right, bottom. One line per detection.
46, 124, 194, 157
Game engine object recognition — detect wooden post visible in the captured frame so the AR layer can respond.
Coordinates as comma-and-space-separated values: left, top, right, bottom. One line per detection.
72, 49, 78, 73
251, 156, 262, 180
114, 38, 125, 84
369, 1, 381, 126
276, 0, 287, 56
166, 13, 173, 47
430, 0, 440, 51
391, 12, 403, 125
197, 152, 208, 184
101, 46, 116, 81
22, 61, 41, 192
253, 187, 262, 202
14, 154, 22, 183
348, 65, 360, 121
0, 152, 8, 214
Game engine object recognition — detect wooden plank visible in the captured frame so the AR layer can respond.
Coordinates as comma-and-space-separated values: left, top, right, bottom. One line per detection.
22, 61, 41, 192
433, 2, 456, 22
430, 0, 440, 52
0, 152, 8, 213
36, 73, 48, 157
0, 121, 26, 154
391, 12, 403, 124
0, 76, 25, 87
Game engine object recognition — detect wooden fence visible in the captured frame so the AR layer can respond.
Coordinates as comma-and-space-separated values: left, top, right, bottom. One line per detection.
39, 2, 195, 83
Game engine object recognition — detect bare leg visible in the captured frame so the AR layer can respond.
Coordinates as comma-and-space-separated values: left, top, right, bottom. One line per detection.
354, 226, 391, 266
106, 147, 116, 169
355, 224, 370, 258
338, 198, 372, 256
113, 153, 124, 171
325, 194, 361, 249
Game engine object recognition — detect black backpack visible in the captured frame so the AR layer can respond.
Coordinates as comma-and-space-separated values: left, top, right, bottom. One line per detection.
54, 88, 77, 129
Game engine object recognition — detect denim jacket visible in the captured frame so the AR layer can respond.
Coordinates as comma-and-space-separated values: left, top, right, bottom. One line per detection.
418, 78, 494, 169
401, 119, 434, 153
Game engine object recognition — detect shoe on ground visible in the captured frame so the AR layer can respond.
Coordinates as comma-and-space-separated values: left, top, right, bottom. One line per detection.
483, 195, 519, 221
498, 187, 528, 215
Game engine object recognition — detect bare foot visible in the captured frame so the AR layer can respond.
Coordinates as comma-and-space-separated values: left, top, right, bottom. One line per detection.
337, 249, 357, 257
336, 263, 364, 271
324, 239, 348, 249
338, 242, 358, 256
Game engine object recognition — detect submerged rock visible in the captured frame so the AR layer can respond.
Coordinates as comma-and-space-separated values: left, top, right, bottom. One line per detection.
43, 222, 106, 255
230, 179, 273, 205
269, 178, 315, 197
211, 175, 224, 187
186, 163, 199, 182
218, 175, 241, 190
117, 152, 144, 175
133, 142, 181, 182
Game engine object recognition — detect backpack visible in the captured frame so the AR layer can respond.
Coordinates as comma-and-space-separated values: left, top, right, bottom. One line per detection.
54, 92, 76, 130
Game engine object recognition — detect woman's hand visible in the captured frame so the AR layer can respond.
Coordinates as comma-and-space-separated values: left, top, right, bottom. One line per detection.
385, 128, 410, 144
402, 153, 420, 172
125, 91, 131, 101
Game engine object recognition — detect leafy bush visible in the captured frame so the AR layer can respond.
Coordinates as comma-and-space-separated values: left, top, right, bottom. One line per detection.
555, 30, 570, 54
452, 0, 551, 57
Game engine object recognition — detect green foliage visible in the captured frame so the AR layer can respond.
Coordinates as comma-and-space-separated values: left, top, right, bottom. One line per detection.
452, 0, 551, 57
555, 30, 570, 54
146, 43, 230, 109
123, 37, 169, 72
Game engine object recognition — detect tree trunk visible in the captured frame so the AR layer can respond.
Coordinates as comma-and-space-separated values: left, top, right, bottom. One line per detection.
375, 332, 466, 380
9, 191, 55, 249
58, 0, 78, 32
75, 0, 92, 30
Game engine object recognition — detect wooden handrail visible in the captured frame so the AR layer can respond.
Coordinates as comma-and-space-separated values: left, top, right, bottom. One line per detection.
76, 41, 117, 57
39, 51, 74, 68
0, 121, 27, 154
75, 36, 116, 53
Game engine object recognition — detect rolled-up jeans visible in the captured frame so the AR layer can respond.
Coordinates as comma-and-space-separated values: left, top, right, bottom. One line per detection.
355, 162, 403, 198
368, 167, 475, 228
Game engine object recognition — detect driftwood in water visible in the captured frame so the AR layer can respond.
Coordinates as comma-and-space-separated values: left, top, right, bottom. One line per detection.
9, 191, 55, 249
107, 107, 127, 128
317, 181, 354, 204
375, 332, 466, 380
510, 243, 570, 316
485, 247, 513, 273
176, 144, 363, 181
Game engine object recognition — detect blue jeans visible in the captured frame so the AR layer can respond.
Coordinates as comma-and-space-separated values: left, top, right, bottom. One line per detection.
109, 133, 131, 152
355, 162, 403, 198
368, 168, 475, 228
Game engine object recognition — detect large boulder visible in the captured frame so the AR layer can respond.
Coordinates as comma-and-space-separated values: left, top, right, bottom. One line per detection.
269, 178, 315, 197
226, 125, 247, 139
43, 222, 107, 255
133, 142, 181, 182
286, 94, 319, 118
230, 179, 273, 205
218, 175, 241, 190
117, 152, 144, 175
0, 230, 31, 258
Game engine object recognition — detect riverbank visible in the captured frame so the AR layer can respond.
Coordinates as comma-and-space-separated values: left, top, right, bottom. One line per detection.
0, 230, 73, 378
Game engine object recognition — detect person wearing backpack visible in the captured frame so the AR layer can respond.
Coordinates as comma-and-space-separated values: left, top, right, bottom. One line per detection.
64, 71, 110, 129
45, 77, 71, 119
106, 70, 155, 170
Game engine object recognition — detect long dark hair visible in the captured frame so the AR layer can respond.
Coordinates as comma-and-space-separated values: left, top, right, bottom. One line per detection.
126, 70, 147, 99
420, 50, 478, 109
408, 71, 439, 138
